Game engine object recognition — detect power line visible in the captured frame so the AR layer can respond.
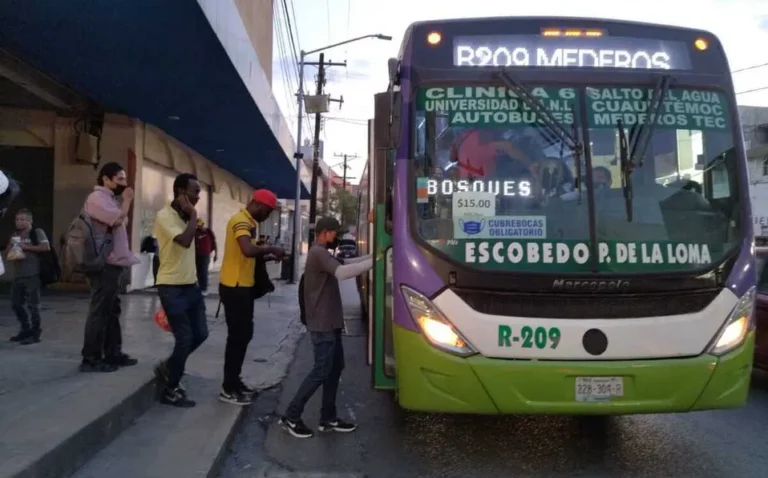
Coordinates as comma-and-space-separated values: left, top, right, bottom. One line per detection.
279, 0, 313, 137
733, 62, 768, 74
273, 6, 296, 121
280, 0, 301, 80
736, 85, 768, 95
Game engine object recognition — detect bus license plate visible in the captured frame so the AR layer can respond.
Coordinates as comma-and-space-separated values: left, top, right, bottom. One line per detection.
575, 377, 624, 402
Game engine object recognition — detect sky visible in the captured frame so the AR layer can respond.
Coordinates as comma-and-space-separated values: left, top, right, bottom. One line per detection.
271, 0, 768, 184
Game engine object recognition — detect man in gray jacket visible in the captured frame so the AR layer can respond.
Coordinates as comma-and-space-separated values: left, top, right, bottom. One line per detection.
279, 216, 373, 438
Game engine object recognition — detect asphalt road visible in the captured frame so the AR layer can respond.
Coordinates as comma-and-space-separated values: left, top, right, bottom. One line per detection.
219, 280, 768, 477
219, 331, 768, 478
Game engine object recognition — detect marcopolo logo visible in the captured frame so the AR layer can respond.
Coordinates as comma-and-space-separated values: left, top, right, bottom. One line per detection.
552, 279, 630, 292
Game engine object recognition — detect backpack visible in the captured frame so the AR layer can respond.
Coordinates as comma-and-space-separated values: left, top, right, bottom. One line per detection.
65, 211, 114, 273
252, 254, 275, 300
30, 228, 61, 286
298, 272, 306, 325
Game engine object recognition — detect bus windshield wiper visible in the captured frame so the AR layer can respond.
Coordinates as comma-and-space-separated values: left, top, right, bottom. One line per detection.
618, 74, 674, 222
497, 69, 584, 202
628, 74, 674, 168
617, 119, 633, 222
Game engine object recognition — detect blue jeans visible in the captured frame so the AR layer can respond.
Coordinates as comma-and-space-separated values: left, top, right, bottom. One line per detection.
157, 284, 209, 388
285, 329, 345, 422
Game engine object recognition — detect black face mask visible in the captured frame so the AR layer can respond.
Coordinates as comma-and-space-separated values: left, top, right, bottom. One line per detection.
113, 184, 127, 196
327, 238, 340, 250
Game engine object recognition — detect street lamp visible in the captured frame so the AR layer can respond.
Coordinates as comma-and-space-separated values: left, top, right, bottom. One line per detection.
289, 33, 392, 283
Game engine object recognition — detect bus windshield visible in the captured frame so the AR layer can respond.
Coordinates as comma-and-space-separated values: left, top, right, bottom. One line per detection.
412, 84, 742, 274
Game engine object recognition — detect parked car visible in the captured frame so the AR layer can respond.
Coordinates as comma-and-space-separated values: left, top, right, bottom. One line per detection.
754, 246, 768, 370
336, 236, 357, 260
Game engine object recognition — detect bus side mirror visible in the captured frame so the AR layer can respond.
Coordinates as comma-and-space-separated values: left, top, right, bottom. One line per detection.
389, 91, 402, 149
387, 58, 399, 85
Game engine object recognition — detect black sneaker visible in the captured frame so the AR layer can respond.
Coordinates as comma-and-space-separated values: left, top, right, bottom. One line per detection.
79, 359, 119, 373
218, 389, 253, 406
160, 387, 195, 408
153, 361, 186, 392
318, 419, 357, 433
237, 380, 258, 398
105, 353, 138, 367
279, 417, 314, 438
10, 329, 30, 342
19, 331, 41, 345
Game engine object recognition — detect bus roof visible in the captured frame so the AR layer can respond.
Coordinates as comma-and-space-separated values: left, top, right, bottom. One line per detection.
403, 16, 716, 35
396, 16, 726, 74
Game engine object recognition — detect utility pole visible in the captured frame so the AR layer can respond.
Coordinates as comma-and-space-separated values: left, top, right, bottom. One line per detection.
331, 153, 358, 226
307, 53, 345, 246
333, 152, 359, 190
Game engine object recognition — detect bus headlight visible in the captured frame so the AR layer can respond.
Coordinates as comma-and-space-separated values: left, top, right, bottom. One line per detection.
708, 286, 756, 356
401, 285, 477, 357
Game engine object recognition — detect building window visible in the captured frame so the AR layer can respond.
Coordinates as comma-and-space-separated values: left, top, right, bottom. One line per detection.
763, 157, 768, 176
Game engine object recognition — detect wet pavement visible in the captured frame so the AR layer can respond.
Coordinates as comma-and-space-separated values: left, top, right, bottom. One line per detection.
220, 280, 768, 478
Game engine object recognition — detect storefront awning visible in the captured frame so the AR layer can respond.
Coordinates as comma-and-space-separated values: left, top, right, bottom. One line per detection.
0, 0, 309, 199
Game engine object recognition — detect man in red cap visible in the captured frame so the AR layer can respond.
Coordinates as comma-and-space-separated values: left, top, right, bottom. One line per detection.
218, 189, 286, 405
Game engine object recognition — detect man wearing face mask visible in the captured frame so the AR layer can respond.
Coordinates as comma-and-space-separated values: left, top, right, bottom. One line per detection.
81, 162, 140, 373
218, 189, 286, 405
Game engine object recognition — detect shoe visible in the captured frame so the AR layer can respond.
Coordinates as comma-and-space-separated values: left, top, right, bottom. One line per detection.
79, 359, 118, 373
237, 380, 258, 398
153, 361, 186, 392
10, 329, 30, 342
105, 353, 138, 367
318, 419, 357, 433
218, 389, 253, 406
278, 417, 314, 438
19, 331, 41, 345
160, 387, 196, 408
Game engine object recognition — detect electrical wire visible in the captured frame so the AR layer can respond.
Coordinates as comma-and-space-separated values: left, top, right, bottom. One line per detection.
733, 62, 768, 74
736, 85, 768, 95
275, 0, 313, 140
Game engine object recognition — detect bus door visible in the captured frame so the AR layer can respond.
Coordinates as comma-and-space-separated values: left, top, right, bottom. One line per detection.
371, 92, 396, 390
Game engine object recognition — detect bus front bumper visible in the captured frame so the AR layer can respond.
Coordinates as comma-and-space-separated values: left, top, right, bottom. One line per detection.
393, 325, 754, 415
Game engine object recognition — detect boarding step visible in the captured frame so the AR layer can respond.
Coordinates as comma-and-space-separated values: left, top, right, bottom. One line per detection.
0, 361, 155, 478
70, 375, 245, 478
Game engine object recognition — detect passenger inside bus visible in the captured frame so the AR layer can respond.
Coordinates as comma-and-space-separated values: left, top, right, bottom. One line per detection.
444, 127, 565, 204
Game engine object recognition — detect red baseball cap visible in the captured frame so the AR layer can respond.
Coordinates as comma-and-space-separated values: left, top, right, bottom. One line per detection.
252, 189, 277, 209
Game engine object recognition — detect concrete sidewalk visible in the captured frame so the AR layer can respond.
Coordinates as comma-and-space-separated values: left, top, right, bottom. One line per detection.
0, 263, 305, 478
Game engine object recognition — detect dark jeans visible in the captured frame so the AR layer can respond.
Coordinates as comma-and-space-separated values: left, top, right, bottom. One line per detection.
82, 265, 125, 361
157, 284, 209, 388
11, 276, 42, 332
285, 329, 345, 422
220, 284, 255, 392
196, 254, 210, 291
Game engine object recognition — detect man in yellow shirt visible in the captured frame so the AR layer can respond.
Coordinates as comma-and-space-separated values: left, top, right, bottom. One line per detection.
152, 173, 208, 408
218, 189, 284, 405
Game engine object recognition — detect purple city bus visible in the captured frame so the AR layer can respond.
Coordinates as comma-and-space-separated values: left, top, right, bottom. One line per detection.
356, 16, 757, 414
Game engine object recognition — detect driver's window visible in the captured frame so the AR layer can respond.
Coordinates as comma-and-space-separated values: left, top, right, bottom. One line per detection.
589, 129, 619, 189
757, 256, 768, 294
654, 129, 705, 195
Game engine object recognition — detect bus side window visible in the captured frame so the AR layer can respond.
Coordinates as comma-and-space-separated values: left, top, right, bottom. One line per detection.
385, 148, 395, 234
